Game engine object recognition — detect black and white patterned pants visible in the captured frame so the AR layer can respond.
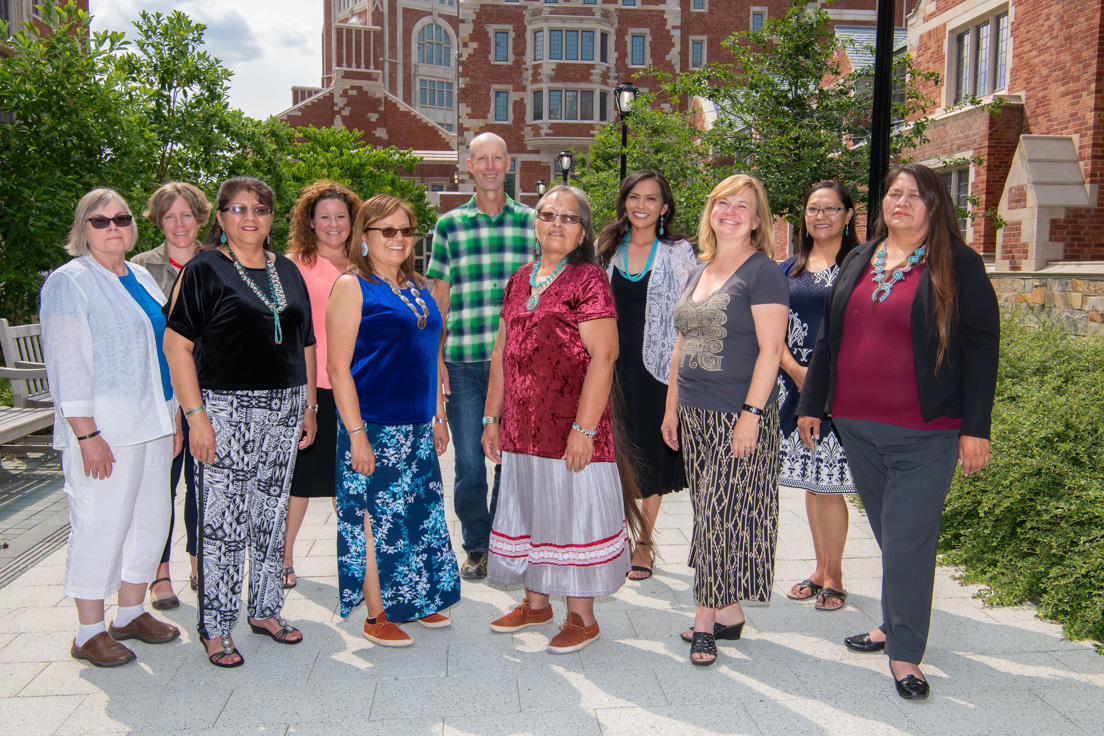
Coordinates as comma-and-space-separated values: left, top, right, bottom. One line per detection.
196, 386, 306, 640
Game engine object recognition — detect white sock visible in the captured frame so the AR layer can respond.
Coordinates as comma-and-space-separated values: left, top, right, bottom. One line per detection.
112, 604, 145, 628
75, 621, 106, 647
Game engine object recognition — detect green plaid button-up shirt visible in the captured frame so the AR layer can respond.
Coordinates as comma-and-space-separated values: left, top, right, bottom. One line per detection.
427, 195, 536, 363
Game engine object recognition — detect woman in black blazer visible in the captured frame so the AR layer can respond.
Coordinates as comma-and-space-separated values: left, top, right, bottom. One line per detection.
797, 163, 999, 701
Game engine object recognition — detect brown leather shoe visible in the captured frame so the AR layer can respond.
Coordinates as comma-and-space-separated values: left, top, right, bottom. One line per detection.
489, 598, 554, 633
547, 612, 600, 653
71, 631, 137, 667
108, 612, 181, 644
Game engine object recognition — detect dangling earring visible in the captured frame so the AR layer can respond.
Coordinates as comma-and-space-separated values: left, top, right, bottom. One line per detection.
659, 218, 665, 236
536, 240, 542, 257
360, 241, 368, 257
845, 222, 850, 237
219, 233, 226, 245
264, 235, 270, 248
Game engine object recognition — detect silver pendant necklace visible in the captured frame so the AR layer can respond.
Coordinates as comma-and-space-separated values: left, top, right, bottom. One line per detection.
383, 277, 428, 329
526, 258, 568, 311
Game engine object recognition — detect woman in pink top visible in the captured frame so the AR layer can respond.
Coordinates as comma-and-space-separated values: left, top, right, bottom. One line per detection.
283, 181, 363, 589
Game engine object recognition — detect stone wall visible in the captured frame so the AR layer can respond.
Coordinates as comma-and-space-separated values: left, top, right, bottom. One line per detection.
990, 273, 1104, 336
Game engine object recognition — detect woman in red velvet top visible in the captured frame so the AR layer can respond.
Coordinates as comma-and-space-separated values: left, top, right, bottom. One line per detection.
481, 185, 640, 655
797, 163, 1000, 701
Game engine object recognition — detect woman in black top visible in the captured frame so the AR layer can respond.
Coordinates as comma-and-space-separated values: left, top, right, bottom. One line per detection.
165, 177, 318, 668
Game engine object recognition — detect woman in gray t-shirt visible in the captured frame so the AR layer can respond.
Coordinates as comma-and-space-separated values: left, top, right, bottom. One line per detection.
661, 174, 789, 666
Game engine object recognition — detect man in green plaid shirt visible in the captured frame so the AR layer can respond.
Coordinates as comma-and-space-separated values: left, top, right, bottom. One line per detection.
428, 132, 535, 580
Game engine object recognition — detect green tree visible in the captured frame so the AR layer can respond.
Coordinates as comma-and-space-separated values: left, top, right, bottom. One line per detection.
572, 93, 713, 239
0, 2, 155, 320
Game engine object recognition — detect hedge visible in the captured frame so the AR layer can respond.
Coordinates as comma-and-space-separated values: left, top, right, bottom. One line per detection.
940, 313, 1104, 650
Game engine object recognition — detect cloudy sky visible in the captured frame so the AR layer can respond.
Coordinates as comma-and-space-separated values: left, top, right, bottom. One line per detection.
89, 1, 322, 119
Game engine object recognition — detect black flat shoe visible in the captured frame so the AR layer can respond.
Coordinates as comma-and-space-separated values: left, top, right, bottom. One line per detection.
891, 664, 930, 701
844, 632, 886, 653
680, 620, 744, 643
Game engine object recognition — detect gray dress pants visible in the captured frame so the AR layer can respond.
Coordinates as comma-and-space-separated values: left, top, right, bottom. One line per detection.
833, 418, 960, 664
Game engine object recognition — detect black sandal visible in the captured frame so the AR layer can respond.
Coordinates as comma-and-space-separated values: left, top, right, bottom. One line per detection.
201, 635, 243, 668
786, 578, 823, 601
282, 566, 297, 589
680, 619, 745, 643
815, 587, 848, 611
249, 616, 303, 645
626, 541, 654, 581
689, 631, 717, 666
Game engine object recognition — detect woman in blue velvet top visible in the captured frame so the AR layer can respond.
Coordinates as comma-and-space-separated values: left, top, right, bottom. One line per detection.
327, 194, 460, 648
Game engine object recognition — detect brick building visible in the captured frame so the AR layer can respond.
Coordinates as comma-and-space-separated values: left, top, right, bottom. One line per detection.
902, 0, 1104, 270
0, 0, 88, 52
279, 0, 884, 214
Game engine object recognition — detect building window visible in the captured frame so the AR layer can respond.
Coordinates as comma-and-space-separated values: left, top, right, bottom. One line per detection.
550, 30, 563, 60
538, 89, 598, 121
583, 0, 597, 4
533, 90, 543, 121
630, 35, 646, 66
692, 0, 706, 9
953, 11, 1010, 103
581, 31, 594, 61
419, 79, 454, 109
751, 9, 767, 32
690, 38, 705, 69
533, 30, 544, 62
565, 30, 579, 60
494, 90, 510, 122
600, 33, 609, 63
494, 31, 509, 63
418, 23, 452, 67
599, 92, 608, 121
942, 168, 971, 233
623, 0, 636, 6
438, 0, 454, 5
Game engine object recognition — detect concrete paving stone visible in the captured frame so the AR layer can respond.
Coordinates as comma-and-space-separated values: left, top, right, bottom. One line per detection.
918, 650, 1087, 696
789, 653, 902, 700
1036, 682, 1104, 732
215, 682, 377, 729
283, 556, 338, 577
131, 727, 289, 736
291, 718, 442, 736
934, 617, 1086, 656
0, 585, 66, 609
1047, 647, 1104, 685
310, 642, 449, 682
594, 703, 761, 735
652, 513, 692, 530
371, 675, 520, 721
624, 607, 694, 639
743, 695, 920, 736
0, 693, 86, 736
931, 572, 983, 599
445, 643, 586, 677
21, 656, 185, 697
442, 709, 602, 736
0, 631, 75, 663
658, 657, 812, 704
292, 525, 336, 542
0, 661, 46, 697
53, 684, 232, 734
904, 686, 1082, 736
0, 605, 83, 633
7, 564, 67, 588
518, 667, 667, 713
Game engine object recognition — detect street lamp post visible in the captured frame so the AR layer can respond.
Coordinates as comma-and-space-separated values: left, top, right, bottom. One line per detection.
535, 179, 547, 197
614, 81, 639, 183
558, 151, 573, 184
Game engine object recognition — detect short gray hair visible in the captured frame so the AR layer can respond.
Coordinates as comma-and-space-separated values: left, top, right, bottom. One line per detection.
66, 188, 138, 257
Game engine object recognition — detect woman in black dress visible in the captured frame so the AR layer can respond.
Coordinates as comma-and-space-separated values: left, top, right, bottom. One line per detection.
597, 170, 696, 579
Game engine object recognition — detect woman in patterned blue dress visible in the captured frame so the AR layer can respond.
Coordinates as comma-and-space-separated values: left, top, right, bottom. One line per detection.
778, 182, 858, 611
327, 194, 460, 647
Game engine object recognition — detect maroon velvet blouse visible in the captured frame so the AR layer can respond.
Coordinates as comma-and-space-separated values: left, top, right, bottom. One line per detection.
499, 262, 618, 461
832, 262, 962, 431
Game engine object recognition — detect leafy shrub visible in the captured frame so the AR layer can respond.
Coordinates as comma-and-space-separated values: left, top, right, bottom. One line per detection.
940, 314, 1104, 650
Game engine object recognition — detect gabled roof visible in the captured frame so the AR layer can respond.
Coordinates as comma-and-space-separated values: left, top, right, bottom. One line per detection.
835, 25, 908, 72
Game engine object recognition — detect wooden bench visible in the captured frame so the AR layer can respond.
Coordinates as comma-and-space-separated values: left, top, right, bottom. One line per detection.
0, 318, 52, 408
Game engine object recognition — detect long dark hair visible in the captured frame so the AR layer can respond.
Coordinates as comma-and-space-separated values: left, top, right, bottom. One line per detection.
596, 169, 682, 268
873, 162, 961, 370
204, 177, 276, 250
791, 181, 858, 276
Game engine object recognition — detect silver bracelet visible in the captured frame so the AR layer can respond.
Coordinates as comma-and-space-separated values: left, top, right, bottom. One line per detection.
348, 424, 367, 436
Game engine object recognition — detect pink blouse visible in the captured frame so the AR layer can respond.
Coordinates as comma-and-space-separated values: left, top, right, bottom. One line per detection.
499, 262, 618, 462
296, 255, 344, 390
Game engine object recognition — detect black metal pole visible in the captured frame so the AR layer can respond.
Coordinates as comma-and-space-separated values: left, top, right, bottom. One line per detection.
620, 120, 629, 183
867, 0, 896, 230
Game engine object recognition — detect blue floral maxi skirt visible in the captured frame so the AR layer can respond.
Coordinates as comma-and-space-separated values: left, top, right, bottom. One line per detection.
336, 419, 461, 620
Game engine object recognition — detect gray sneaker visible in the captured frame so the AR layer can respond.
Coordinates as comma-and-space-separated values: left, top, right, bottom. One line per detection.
460, 551, 488, 580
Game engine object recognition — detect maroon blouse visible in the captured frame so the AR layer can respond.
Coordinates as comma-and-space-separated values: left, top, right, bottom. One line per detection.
831, 262, 962, 431
499, 262, 618, 461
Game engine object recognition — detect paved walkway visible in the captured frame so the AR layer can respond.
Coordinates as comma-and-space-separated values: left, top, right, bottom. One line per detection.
0, 448, 1100, 735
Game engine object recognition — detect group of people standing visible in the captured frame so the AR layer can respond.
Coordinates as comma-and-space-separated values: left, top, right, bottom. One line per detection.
39, 127, 998, 701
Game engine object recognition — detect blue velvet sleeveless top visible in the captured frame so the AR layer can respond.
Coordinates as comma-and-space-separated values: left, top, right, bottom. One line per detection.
352, 274, 442, 425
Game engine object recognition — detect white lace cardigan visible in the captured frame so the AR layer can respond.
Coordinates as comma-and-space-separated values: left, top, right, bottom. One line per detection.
40, 255, 177, 450
606, 238, 698, 384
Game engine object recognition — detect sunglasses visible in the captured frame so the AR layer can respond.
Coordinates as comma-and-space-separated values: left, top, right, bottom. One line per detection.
87, 215, 134, 229
221, 205, 274, 217
536, 211, 581, 225
366, 226, 416, 238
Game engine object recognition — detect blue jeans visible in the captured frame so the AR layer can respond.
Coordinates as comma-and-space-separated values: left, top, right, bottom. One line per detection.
445, 361, 501, 555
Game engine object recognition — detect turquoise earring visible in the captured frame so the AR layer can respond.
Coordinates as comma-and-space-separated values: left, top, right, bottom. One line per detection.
219, 233, 226, 244
845, 223, 850, 237
360, 241, 368, 257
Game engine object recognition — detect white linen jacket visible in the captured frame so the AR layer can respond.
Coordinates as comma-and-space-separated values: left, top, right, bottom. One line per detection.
40, 255, 177, 450
606, 238, 698, 384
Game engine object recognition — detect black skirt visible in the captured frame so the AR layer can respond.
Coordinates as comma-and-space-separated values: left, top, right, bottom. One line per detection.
289, 387, 337, 498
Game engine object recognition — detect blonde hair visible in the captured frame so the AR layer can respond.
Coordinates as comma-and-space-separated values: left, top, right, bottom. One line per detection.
143, 182, 212, 231
696, 174, 774, 261
350, 194, 424, 288
66, 188, 138, 256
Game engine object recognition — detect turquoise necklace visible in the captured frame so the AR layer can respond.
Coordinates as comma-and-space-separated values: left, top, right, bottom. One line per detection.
526, 257, 568, 311
871, 242, 926, 303
616, 235, 659, 282
227, 246, 287, 344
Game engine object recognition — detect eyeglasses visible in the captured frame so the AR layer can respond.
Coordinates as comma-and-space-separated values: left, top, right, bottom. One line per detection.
536, 211, 581, 225
221, 205, 273, 217
366, 226, 416, 238
87, 215, 134, 229
804, 206, 844, 217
